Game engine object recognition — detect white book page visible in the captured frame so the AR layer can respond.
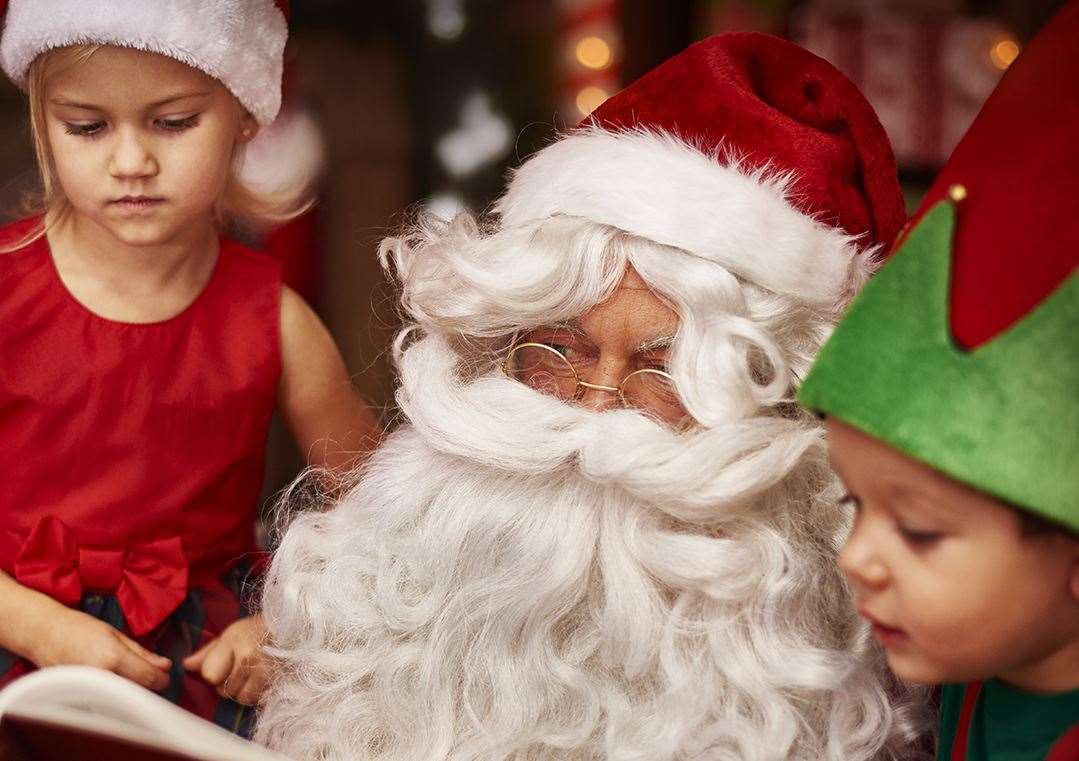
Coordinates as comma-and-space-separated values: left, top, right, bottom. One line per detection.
0, 666, 292, 761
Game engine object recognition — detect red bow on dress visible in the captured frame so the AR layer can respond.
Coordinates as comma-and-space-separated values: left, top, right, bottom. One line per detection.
13, 516, 189, 636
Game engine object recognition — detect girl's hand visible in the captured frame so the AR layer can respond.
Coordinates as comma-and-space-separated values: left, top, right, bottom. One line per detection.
28, 606, 172, 691
182, 614, 270, 706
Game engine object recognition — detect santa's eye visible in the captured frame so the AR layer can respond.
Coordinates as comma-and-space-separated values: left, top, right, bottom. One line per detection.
539, 341, 572, 354
523, 330, 592, 363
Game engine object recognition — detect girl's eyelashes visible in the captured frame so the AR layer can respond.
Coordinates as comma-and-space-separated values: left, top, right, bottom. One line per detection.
63, 121, 106, 138
156, 114, 200, 132
60, 114, 201, 138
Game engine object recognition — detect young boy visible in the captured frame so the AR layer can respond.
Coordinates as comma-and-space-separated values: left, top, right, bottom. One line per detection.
797, 3, 1079, 760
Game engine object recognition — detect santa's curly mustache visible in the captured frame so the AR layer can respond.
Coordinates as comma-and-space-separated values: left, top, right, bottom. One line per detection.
255, 215, 925, 760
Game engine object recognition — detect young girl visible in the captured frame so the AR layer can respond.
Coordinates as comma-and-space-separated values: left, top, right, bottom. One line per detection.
0, 0, 380, 736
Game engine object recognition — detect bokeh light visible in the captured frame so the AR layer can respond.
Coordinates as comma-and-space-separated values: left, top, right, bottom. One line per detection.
575, 35, 612, 70
575, 85, 609, 116
989, 38, 1020, 70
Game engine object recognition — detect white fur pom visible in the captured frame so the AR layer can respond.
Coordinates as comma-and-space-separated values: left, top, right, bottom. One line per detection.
237, 109, 325, 195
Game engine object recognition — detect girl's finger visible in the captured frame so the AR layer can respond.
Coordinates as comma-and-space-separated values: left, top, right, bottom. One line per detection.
234, 679, 262, 706
117, 633, 172, 670
199, 641, 235, 686
247, 666, 271, 704
113, 647, 171, 692
223, 650, 257, 698
182, 638, 215, 670
218, 672, 242, 701
234, 658, 271, 705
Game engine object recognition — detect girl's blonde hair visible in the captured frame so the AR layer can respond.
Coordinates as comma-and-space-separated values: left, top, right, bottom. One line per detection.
6, 44, 311, 252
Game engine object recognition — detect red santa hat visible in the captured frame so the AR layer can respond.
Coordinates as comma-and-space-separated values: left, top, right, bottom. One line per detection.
496, 33, 905, 307
0, 0, 289, 126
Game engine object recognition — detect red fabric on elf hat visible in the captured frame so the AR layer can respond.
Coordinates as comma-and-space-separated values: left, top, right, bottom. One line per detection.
909, 0, 1079, 349
0, 0, 290, 125
496, 33, 903, 308
797, 0, 1079, 530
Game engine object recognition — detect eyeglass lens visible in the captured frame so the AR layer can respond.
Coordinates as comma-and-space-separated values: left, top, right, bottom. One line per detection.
620, 370, 685, 423
506, 343, 579, 400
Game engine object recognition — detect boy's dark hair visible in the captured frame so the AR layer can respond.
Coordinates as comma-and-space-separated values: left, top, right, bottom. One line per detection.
1015, 504, 1079, 540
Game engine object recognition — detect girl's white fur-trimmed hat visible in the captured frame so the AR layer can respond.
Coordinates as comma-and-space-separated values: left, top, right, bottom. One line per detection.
0, 0, 289, 125
497, 33, 906, 307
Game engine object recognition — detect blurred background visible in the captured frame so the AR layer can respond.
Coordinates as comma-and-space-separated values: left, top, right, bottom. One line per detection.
0, 0, 1064, 499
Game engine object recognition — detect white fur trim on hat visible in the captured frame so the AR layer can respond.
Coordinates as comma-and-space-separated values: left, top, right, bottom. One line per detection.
0, 0, 287, 125
495, 128, 871, 306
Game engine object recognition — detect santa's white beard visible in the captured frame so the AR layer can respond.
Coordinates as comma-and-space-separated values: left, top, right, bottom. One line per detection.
256, 338, 920, 761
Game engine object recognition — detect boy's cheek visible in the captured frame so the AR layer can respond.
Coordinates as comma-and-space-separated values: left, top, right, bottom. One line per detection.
890, 585, 1015, 685
881, 614, 981, 685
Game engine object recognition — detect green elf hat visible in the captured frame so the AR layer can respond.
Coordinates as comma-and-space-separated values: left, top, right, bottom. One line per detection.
798, 0, 1079, 532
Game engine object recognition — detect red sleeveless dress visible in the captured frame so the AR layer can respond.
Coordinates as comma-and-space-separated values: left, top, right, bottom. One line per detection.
0, 218, 280, 734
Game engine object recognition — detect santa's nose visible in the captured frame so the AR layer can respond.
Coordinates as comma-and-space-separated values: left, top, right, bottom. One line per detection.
577, 380, 621, 412
576, 354, 625, 412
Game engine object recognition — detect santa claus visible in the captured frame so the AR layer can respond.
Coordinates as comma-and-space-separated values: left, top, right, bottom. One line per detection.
256, 33, 928, 760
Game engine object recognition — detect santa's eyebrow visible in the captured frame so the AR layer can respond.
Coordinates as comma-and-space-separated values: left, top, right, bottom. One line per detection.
536, 323, 674, 353
635, 333, 676, 353
553, 320, 588, 336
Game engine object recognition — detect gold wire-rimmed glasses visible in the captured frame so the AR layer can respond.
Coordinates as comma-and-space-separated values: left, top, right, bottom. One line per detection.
501, 340, 688, 425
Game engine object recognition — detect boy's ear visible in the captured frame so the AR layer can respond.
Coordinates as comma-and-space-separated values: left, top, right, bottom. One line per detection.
237, 113, 260, 145
1071, 549, 1079, 603
1067, 530, 1079, 602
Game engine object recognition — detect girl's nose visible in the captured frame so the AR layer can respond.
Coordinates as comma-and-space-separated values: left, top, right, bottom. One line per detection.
109, 128, 158, 179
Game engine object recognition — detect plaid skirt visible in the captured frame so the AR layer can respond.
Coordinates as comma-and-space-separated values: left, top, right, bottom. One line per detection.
0, 563, 260, 738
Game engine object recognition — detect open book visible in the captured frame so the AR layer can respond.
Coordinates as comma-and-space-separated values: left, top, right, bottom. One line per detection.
0, 666, 292, 760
